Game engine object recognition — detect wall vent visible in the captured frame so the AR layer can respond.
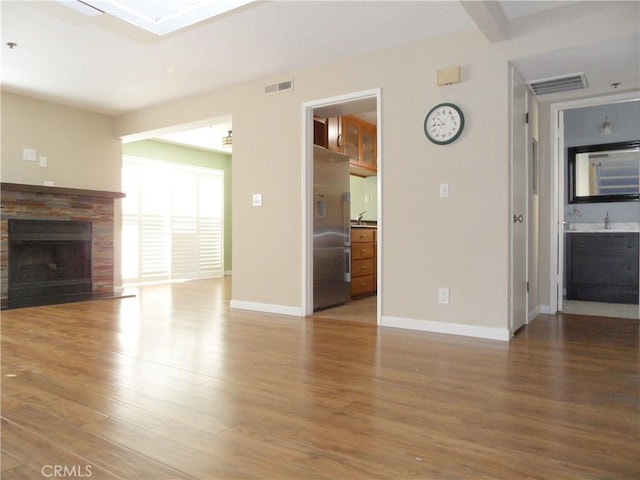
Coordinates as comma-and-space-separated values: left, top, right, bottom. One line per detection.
527, 73, 588, 96
264, 79, 294, 95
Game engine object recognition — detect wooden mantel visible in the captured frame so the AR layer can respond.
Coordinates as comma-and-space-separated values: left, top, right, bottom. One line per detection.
1, 182, 125, 199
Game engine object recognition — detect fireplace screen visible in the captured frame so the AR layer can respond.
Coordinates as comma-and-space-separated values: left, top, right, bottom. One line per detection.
8, 219, 92, 308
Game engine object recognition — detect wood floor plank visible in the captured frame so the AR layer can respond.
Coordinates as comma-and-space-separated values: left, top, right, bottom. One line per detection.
82, 417, 247, 479
1, 418, 119, 480
3, 405, 194, 479
2, 277, 638, 479
1, 448, 23, 472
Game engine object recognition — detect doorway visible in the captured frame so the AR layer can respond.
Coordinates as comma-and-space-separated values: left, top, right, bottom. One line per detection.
302, 89, 382, 324
551, 92, 640, 319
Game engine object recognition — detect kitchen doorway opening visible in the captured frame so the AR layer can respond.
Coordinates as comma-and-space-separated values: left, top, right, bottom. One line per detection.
302, 89, 382, 324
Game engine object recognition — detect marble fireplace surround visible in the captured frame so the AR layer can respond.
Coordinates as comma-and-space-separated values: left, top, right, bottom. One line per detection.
1, 183, 125, 309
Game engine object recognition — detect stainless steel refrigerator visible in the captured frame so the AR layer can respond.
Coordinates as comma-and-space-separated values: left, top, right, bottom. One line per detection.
313, 145, 351, 311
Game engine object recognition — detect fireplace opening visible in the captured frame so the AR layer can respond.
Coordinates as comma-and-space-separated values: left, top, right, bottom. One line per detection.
8, 219, 92, 308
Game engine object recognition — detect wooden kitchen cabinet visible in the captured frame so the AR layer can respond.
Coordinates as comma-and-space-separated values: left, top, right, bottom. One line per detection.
328, 115, 376, 176
566, 232, 639, 304
313, 117, 328, 148
351, 227, 376, 297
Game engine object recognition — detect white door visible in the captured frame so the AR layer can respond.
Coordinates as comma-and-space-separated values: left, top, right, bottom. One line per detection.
510, 67, 529, 334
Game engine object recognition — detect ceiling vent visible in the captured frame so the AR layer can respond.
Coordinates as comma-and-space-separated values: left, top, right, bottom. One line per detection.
264, 79, 294, 96
527, 73, 588, 96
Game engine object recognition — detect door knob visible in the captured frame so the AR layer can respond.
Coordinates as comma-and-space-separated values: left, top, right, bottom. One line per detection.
513, 214, 524, 223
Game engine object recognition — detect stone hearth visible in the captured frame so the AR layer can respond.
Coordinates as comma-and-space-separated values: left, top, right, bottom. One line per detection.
1, 183, 125, 309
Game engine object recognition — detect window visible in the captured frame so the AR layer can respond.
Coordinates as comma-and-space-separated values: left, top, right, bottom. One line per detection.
122, 156, 224, 284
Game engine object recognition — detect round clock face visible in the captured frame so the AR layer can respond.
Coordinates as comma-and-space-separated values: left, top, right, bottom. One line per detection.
424, 103, 465, 145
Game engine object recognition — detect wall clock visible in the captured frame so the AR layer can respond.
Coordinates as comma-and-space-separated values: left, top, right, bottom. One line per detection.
424, 103, 465, 145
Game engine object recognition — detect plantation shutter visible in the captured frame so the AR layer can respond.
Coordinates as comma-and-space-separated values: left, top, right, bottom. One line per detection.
122, 156, 224, 284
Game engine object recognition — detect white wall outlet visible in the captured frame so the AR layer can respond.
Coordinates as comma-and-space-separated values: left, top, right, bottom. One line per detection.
39, 156, 48, 167
439, 183, 450, 198
252, 193, 263, 207
23, 148, 36, 161
438, 288, 450, 304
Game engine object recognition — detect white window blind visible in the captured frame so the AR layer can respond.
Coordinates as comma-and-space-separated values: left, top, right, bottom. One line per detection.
122, 156, 224, 284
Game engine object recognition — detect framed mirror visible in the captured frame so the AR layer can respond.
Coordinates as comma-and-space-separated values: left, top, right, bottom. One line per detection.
568, 140, 640, 204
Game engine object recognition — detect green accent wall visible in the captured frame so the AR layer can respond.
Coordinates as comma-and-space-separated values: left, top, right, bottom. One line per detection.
350, 175, 377, 222
123, 140, 233, 273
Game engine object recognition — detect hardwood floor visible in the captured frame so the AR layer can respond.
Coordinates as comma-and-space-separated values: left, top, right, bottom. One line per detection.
2, 277, 638, 479
311, 295, 377, 324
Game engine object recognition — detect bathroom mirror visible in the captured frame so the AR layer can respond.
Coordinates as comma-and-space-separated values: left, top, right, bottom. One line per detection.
568, 140, 640, 204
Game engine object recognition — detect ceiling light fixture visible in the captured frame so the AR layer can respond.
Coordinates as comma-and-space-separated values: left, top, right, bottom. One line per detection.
600, 116, 613, 135
6, 42, 17, 49
222, 131, 233, 146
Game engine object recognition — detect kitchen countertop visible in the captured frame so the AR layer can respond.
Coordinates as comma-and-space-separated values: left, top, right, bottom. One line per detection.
351, 223, 377, 228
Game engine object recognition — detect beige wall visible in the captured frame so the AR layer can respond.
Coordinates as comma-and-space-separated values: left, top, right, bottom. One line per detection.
1, 92, 121, 191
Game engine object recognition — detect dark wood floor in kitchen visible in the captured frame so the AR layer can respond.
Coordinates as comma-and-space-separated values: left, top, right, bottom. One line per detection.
2, 277, 638, 479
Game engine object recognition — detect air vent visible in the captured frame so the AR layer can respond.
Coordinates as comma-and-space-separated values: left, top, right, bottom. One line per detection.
527, 73, 588, 96
264, 79, 294, 96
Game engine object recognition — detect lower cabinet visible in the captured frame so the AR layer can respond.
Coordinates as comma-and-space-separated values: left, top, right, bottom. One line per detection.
567, 232, 639, 304
351, 227, 376, 297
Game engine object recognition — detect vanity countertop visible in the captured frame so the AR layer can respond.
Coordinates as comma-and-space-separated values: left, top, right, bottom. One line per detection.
566, 223, 639, 233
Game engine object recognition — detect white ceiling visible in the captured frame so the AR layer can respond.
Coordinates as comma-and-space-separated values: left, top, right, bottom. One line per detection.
1, 1, 638, 151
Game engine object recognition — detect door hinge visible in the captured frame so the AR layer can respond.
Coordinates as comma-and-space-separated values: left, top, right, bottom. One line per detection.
525, 112, 529, 124
526, 281, 530, 293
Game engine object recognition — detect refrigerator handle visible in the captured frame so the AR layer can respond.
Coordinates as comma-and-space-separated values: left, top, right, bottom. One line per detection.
344, 247, 351, 282
343, 191, 351, 246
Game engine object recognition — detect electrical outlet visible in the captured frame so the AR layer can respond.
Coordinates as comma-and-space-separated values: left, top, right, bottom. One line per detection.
438, 288, 450, 304
252, 193, 263, 207
439, 183, 449, 198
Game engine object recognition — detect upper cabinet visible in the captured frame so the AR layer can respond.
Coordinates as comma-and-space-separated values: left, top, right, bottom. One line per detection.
327, 115, 377, 176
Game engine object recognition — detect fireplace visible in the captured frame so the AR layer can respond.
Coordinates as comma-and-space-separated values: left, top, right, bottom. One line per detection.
1, 182, 125, 309
9, 219, 93, 308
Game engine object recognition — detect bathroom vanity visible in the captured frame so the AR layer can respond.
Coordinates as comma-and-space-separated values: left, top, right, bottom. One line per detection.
566, 230, 639, 304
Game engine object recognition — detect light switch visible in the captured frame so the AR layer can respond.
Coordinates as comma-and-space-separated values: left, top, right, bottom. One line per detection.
438, 288, 450, 304
39, 156, 48, 167
439, 183, 450, 198
252, 193, 263, 207
23, 148, 36, 161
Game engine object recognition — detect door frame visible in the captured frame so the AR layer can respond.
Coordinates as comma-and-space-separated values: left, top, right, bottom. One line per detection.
549, 90, 639, 313
301, 89, 382, 320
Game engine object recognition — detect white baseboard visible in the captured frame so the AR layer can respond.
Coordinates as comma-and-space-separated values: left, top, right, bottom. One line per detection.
230, 299, 303, 317
538, 304, 555, 314
528, 305, 540, 323
381, 316, 511, 341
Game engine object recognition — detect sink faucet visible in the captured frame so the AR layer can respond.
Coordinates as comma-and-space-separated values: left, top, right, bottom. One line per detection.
357, 211, 366, 225
604, 212, 611, 230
